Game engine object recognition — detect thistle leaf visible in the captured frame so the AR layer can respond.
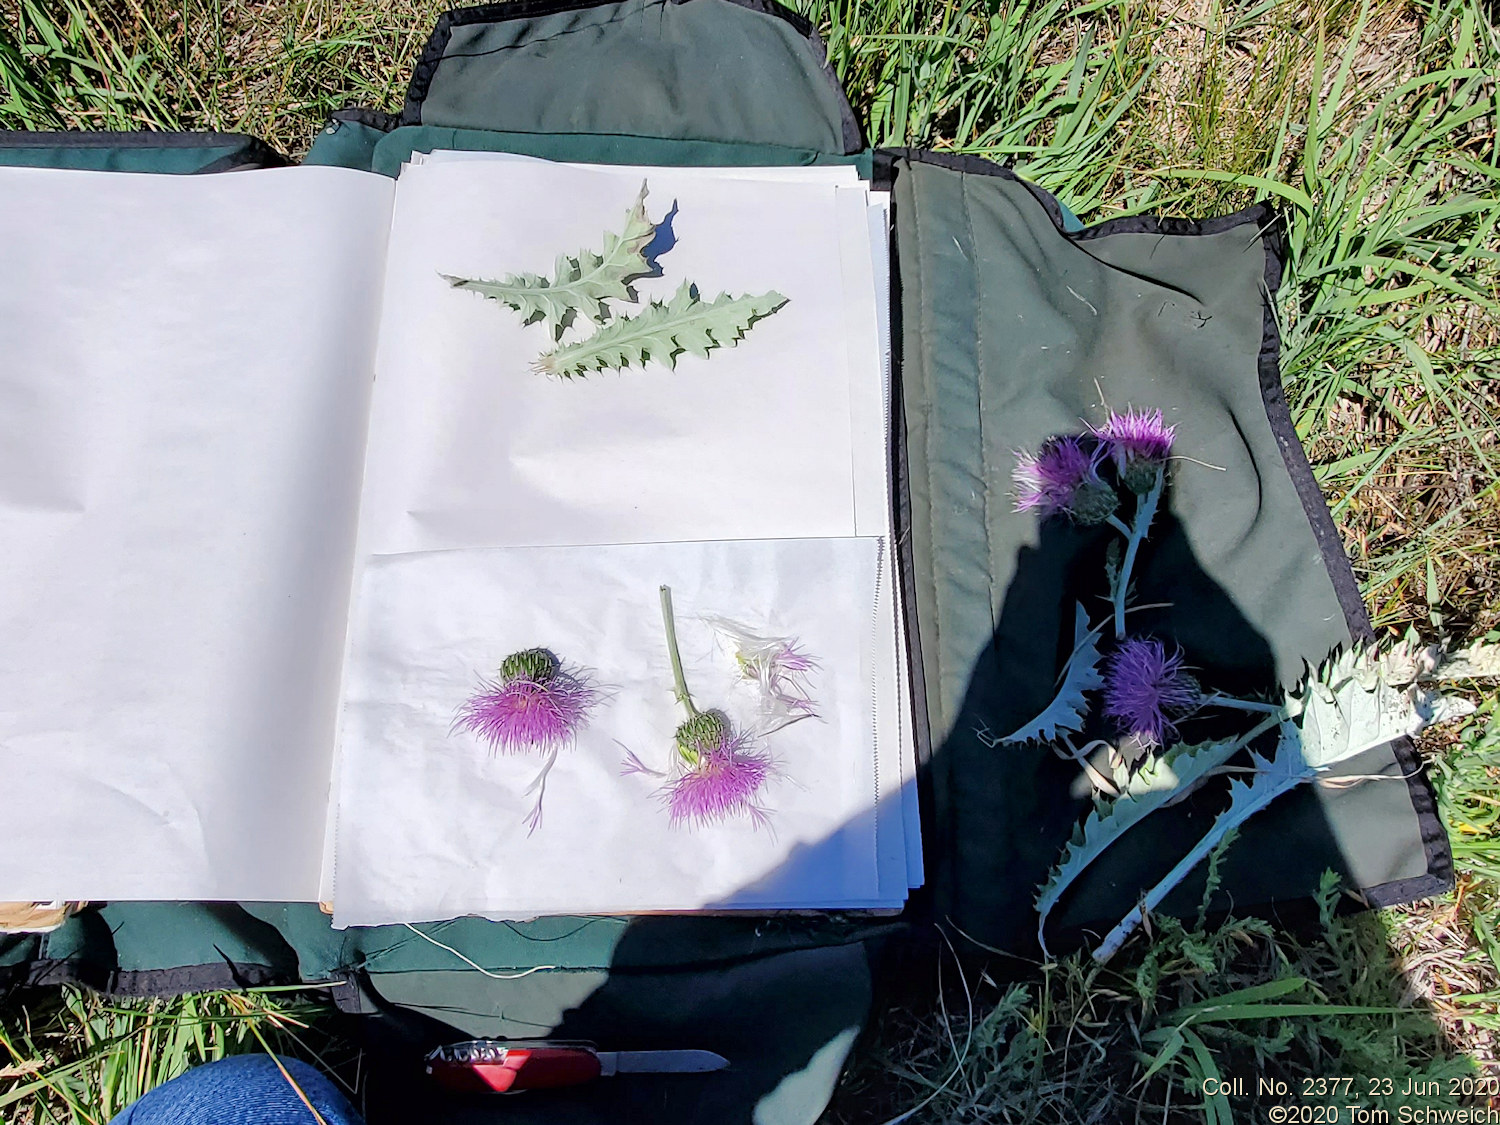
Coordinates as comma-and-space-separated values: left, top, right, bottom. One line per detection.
1293, 646, 1474, 769
1093, 723, 1312, 963
1036, 730, 1266, 954
534, 282, 788, 378
988, 603, 1104, 745
443, 181, 657, 339
1376, 629, 1500, 685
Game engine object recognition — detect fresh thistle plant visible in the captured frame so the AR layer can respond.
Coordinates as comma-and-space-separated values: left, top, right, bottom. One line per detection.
453, 646, 599, 833
653, 586, 774, 829
1102, 637, 1201, 748
998, 405, 1476, 964
1012, 436, 1118, 526
1093, 408, 1176, 494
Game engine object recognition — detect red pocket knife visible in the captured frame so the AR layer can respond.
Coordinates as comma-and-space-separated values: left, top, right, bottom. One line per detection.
425, 1039, 729, 1093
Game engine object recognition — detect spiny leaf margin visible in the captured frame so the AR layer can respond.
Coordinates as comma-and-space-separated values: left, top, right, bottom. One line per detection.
533, 282, 787, 378
1034, 726, 1275, 955
442, 181, 657, 339
983, 603, 1104, 745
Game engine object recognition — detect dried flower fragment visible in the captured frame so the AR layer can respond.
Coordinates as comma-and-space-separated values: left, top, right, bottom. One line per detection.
707, 616, 819, 728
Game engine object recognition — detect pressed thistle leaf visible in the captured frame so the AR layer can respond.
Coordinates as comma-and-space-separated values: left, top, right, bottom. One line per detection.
987, 603, 1104, 745
443, 181, 657, 340
534, 282, 788, 378
1035, 728, 1271, 954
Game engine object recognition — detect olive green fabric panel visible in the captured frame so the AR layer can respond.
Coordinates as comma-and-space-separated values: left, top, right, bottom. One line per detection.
408, 0, 857, 155
0, 131, 280, 172
893, 157, 1445, 950
365, 124, 869, 178
352, 942, 870, 1125
7, 900, 895, 994
303, 116, 391, 170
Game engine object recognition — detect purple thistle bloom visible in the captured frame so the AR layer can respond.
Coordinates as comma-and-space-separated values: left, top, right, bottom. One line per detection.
453, 648, 598, 754
666, 725, 774, 828
1094, 408, 1175, 493
1012, 436, 1118, 526
1103, 637, 1201, 747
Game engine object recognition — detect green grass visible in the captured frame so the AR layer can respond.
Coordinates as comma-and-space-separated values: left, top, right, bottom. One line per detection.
828, 704, 1500, 1123
0, 985, 353, 1123
1, 0, 1498, 1120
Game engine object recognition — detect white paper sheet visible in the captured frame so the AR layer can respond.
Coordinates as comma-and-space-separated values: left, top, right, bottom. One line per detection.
331, 537, 883, 926
0, 166, 395, 901
357, 160, 858, 553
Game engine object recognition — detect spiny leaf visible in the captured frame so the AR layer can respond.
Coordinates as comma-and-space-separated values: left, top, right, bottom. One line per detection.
443, 181, 657, 340
1035, 727, 1271, 955
985, 603, 1103, 745
1373, 627, 1500, 685
1093, 723, 1312, 963
533, 282, 787, 378
1294, 644, 1474, 769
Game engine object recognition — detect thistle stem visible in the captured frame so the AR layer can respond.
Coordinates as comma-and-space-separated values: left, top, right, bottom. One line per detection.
1111, 473, 1163, 640
1105, 515, 1133, 537
1201, 694, 1284, 715
660, 585, 698, 718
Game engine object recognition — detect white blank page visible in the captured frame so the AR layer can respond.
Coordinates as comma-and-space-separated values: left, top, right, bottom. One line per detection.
0, 166, 394, 902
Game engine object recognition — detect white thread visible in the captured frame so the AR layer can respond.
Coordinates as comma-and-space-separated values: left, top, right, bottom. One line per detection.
401, 923, 558, 979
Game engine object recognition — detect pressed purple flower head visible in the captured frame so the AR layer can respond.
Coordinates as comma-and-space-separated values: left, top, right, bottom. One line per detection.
1103, 637, 1201, 748
707, 616, 820, 726
1094, 408, 1176, 493
453, 647, 598, 754
666, 719, 774, 828
1012, 436, 1118, 526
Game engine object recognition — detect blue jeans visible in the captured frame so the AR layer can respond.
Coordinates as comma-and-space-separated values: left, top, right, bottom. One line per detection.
107, 1055, 362, 1124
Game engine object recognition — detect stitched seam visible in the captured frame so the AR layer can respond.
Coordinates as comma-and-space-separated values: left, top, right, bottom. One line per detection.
958, 174, 998, 629
911, 168, 943, 730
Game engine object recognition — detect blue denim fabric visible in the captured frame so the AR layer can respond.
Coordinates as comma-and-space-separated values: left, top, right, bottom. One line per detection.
106, 1055, 362, 1124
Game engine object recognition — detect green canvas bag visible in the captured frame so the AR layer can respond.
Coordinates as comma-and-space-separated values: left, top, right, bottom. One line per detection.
0, 2, 1450, 1121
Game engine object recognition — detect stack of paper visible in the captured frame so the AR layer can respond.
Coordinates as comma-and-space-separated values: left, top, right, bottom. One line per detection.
0, 155, 921, 923
328, 155, 920, 925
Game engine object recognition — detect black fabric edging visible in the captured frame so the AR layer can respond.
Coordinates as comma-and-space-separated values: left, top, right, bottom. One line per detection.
1253, 213, 1454, 906
400, 0, 863, 153
14, 958, 292, 998
0, 130, 286, 170
331, 106, 401, 133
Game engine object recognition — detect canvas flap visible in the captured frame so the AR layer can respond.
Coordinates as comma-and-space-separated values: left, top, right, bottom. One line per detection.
887, 152, 1451, 952
399, 0, 861, 156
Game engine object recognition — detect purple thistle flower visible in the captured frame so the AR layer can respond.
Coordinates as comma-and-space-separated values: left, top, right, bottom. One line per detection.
666, 719, 774, 828
1103, 637, 1201, 748
1094, 408, 1175, 493
453, 647, 598, 754
1012, 436, 1118, 526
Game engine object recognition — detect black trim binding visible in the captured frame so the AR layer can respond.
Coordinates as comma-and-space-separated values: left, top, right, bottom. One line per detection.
330, 106, 401, 133
11, 958, 292, 998
0, 130, 285, 170
401, 0, 863, 153
1252, 211, 1453, 906
880, 147, 1454, 910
